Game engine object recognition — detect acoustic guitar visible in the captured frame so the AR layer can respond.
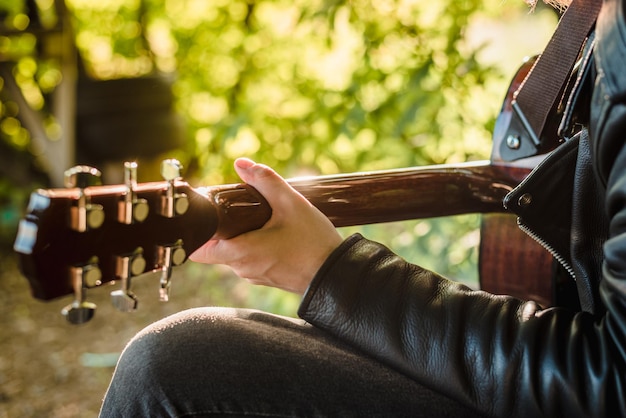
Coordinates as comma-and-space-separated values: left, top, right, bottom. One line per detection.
13, 58, 556, 324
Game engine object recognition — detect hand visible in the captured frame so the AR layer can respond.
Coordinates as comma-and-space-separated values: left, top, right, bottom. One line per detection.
189, 158, 344, 295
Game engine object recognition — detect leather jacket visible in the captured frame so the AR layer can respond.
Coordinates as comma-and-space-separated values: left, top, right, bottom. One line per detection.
298, 1, 626, 416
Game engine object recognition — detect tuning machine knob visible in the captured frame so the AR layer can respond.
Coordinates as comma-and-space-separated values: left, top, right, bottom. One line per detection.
118, 162, 149, 224
64, 166, 105, 232
62, 258, 101, 324
159, 159, 189, 218
110, 248, 146, 312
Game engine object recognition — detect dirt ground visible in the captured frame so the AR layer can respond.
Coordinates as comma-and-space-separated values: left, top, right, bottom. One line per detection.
0, 249, 266, 418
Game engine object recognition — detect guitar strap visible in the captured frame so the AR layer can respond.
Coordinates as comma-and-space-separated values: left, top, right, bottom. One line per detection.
500, 0, 603, 161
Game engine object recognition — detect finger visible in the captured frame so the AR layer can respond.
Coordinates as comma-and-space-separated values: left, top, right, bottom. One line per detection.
233, 158, 306, 210
189, 230, 262, 266
189, 234, 269, 280
188, 239, 219, 263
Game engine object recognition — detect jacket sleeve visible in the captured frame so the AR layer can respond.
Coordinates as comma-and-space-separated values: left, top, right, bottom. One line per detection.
298, 233, 624, 418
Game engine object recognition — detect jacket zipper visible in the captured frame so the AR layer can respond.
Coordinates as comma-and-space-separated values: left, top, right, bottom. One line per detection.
517, 221, 577, 281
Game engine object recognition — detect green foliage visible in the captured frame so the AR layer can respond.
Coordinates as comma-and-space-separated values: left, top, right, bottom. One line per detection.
69, 0, 510, 182
200, 0, 493, 177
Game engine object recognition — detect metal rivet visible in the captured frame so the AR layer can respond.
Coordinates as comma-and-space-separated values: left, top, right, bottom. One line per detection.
506, 134, 521, 150
518, 193, 532, 207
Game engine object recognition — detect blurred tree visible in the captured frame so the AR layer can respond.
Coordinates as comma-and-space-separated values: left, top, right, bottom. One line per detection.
0, 0, 63, 249
67, 0, 525, 178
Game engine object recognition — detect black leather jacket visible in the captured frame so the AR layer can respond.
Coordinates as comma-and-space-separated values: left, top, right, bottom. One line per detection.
298, 1, 626, 416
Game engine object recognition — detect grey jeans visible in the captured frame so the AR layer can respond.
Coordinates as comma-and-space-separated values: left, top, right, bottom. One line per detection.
99, 307, 482, 417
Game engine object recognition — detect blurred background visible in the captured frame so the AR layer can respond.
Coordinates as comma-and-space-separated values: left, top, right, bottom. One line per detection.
0, 0, 557, 416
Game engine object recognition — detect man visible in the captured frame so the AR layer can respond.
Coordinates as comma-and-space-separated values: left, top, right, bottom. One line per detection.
99, 0, 626, 416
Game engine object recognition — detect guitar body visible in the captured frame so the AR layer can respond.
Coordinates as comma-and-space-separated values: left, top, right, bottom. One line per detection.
479, 214, 553, 307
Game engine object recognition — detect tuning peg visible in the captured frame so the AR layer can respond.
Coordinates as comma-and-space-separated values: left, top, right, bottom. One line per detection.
65, 165, 101, 188
110, 248, 146, 312
161, 158, 183, 181
62, 301, 97, 324
64, 165, 105, 232
157, 240, 187, 302
62, 259, 101, 324
118, 162, 149, 224
159, 159, 189, 218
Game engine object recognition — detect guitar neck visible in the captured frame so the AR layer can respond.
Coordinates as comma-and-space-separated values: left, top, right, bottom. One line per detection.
14, 157, 537, 303
208, 160, 532, 239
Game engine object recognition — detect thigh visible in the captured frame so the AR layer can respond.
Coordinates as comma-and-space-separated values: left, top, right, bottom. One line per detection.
100, 307, 482, 418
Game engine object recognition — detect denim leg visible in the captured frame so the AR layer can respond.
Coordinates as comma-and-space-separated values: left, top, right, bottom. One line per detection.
99, 307, 482, 418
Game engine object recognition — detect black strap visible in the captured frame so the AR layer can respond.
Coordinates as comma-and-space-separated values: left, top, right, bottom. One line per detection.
502, 0, 603, 161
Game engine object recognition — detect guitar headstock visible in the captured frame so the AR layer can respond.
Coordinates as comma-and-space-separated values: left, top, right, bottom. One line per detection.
13, 159, 271, 324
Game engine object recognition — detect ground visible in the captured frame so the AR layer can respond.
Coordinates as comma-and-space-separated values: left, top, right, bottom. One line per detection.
0, 250, 262, 418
